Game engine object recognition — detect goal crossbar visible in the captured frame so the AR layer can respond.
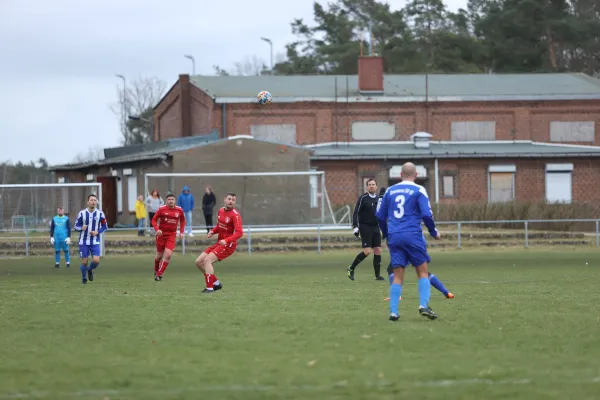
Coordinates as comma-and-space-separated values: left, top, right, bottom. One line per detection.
0, 182, 105, 256
144, 171, 332, 227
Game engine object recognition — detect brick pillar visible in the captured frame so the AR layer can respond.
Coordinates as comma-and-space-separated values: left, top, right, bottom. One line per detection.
179, 74, 191, 137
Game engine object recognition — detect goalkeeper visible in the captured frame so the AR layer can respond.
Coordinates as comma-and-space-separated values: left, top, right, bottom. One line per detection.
49, 207, 71, 268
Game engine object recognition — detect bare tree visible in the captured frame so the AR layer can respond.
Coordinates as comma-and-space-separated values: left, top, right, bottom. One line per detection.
72, 145, 105, 164
214, 55, 269, 76
110, 76, 168, 146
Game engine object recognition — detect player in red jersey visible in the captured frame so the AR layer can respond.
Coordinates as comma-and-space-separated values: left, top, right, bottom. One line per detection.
195, 192, 243, 293
151, 193, 186, 281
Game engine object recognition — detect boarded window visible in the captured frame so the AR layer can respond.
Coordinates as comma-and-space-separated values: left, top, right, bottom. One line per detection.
250, 124, 297, 144
127, 176, 138, 212
550, 121, 594, 142
451, 121, 496, 141
351, 121, 395, 140
489, 172, 514, 203
116, 178, 123, 213
442, 176, 455, 197
546, 172, 572, 203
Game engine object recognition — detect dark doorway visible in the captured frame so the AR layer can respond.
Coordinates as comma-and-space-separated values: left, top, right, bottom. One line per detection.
96, 177, 117, 227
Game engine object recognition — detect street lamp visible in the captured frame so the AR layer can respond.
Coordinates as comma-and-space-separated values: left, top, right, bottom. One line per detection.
260, 37, 273, 74
184, 54, 195, 75
115, 74, 126, 133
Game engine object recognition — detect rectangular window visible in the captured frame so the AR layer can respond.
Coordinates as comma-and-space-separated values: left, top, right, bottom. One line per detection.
352, 121, 395, 140
127, 176, 138, 212
550, 121, 594, 142
488, 165, 516, 203
545, 164, 573, 203
442, 175, 455, 198
451, 121, 496, 141
116, 178, 123, 213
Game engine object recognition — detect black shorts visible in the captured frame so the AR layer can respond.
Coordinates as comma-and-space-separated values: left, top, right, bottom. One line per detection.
359, 225, 382, 248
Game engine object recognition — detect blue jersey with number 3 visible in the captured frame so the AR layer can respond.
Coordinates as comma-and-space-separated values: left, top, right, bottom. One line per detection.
376, 181, 437, 238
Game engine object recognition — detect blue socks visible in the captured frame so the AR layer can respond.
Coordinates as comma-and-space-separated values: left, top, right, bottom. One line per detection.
389, 283, 403, 315
90, 262, 99, 270
80, 264, 87, 280
428, 273, 448, 296
418, 277, 431, 308
64, 251, 70, 264
55, 251, 60, 264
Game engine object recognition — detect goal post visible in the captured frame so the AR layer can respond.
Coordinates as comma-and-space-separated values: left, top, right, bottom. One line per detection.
0, 183, 105, 256
144, 171, 337, 230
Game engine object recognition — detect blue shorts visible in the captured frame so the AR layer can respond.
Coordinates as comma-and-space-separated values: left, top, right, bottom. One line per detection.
388, 232, 430, 268
54, 238, 69, 252
79, 244, 100, 258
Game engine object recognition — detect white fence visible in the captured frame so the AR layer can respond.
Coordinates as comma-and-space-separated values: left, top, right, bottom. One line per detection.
0, 219, 599, 258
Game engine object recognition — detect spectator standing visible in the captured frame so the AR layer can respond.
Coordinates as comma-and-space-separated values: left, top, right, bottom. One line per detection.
135, 195, 147, 236
145, 189, 164, 233
202, 186, 217, 233
177, 185, 195, 237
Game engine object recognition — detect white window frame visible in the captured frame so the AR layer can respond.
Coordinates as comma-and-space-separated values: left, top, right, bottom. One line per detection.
545, 163, 573, 204
116, 177, 123, 213
488, 165, 516, 203
127, 176, 138, 212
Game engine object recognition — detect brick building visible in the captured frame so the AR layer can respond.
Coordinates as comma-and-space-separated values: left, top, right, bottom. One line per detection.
52, 56, 600, 225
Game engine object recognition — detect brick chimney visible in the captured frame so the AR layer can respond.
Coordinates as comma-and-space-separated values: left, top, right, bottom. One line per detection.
179, 74, 192, 137
358, 56, 384, 93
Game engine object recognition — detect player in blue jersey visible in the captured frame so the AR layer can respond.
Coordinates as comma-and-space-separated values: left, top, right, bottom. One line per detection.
49, 207, 71, 268
73, 194, 108, 284
376, 162, 440, 321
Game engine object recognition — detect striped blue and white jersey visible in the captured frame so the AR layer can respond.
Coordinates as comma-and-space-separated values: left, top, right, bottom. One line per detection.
73, 208, 108, 245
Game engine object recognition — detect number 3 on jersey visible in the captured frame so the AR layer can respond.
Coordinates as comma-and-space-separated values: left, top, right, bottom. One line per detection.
394, 195, 405, 219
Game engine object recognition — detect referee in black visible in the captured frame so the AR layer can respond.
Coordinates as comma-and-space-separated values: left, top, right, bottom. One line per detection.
347, 178, 385, 281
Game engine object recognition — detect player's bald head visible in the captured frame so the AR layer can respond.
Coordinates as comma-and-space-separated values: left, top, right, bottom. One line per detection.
400, 162, 417, 180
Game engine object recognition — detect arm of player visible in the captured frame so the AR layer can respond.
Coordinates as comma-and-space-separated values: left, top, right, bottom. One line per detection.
98, 212, 108, 234
351, 195, 362, 229
179, 211, 186, 235
417, 189, 438, 239
49, 219, 55, 238
225, 213, 244, 244
375, 192, 389, 239
151, 209, 161, 231
73, 212, 84, 231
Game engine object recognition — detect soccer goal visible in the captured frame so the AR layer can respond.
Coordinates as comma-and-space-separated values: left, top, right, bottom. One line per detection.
144, 171, 338, 231
0, 183, 105, 256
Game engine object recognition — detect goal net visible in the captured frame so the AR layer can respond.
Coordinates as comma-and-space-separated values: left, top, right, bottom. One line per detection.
144, 171, 337, 229
0, 183, 104, 254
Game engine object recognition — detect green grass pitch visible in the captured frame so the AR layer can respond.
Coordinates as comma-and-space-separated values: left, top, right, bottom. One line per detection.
1, 248, 599, 400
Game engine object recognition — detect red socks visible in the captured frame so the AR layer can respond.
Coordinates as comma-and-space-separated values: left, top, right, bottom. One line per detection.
156, 260, 169, 276
204, 273, 217, 289
154, 258, 160, 273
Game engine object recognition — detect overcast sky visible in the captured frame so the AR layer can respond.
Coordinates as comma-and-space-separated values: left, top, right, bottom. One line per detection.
0, 0, 466, 166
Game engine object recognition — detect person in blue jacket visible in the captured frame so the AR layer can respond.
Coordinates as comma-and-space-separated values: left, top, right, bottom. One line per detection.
177, 185, 195, 237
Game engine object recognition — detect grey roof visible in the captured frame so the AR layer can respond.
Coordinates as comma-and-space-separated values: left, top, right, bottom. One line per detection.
51, 131, 220, 171
308, 141, 600, 160
191, 73, 600, 102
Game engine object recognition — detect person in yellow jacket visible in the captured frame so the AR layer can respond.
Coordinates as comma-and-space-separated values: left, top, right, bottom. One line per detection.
135, 195, 147, 236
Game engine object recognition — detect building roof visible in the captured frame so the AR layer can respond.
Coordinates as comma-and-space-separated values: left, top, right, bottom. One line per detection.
191, 73, 600, 103
308, 140, 600, 160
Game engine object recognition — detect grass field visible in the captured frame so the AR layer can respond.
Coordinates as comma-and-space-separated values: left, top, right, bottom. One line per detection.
1, 248, 600, 400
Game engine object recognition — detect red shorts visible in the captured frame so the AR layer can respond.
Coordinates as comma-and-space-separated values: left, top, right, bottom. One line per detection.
156, 233, 177, 252
204, 243, 236, 261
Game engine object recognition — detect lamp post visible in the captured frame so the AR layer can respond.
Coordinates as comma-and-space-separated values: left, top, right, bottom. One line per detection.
260, 37, 273, 74
184, 54, 196, 75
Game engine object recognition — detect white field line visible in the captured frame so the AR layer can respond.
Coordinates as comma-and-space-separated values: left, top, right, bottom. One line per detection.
1, 377, 599, 398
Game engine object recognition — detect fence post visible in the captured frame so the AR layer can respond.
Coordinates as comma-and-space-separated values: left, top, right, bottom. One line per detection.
25, 230, 29, 257
317, 225, 321, 254
182, 235, 186, 255
524, 221, 529, 248
596, 220, 599, 247
247, 226, 252, 255
457, 223, 461, 249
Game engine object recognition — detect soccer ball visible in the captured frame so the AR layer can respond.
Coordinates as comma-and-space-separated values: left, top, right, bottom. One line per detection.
257, 90, 272, 105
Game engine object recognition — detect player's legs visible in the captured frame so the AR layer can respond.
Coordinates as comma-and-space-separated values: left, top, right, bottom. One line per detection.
406, 239, 437, 320
196, 244, 218, 273
86, 245, 101, 282
201, 252, 221, 293
372, 227, 383, 280
428, 272, 453, 298
155, 237, 175, 280
347, 227, 373, 280
54, 240, 61, 267
61, 240, 71, 267
154, 236, 166, 276
78, 245, 90, 284
387, 235, 408, 321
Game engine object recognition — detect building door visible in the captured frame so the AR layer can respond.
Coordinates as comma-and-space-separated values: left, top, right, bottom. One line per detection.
96, 176, 117, 227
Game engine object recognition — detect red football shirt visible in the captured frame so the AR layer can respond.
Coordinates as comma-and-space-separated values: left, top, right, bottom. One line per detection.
151, 205, 186, 235
210, 207, 243, 245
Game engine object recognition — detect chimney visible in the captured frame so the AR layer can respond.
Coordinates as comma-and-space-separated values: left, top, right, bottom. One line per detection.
179, 74, 191, 137
358, 56, 384, 93
411, 132, 433, 149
